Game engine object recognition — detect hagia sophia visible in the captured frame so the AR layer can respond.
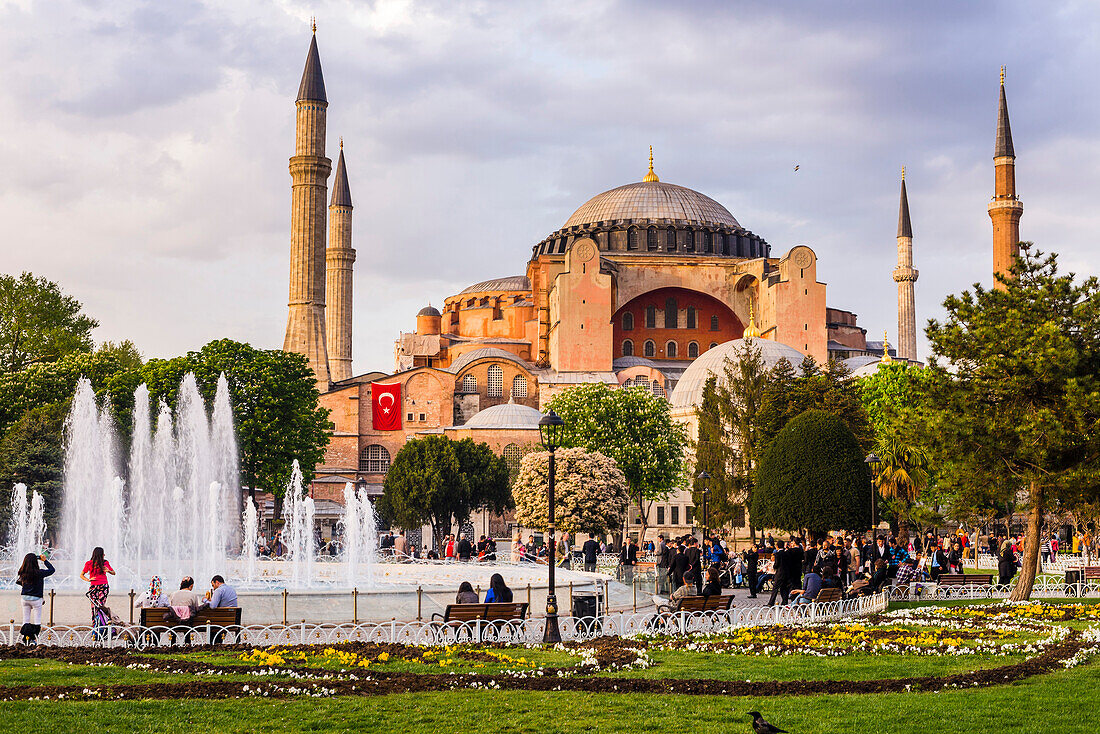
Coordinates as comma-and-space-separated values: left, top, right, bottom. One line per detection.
280, 30, 1023, 542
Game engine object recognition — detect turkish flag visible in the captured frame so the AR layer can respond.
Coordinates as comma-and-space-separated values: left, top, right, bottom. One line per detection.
371, 382, 402, 431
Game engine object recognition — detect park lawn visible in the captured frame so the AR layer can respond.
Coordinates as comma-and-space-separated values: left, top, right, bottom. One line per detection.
0, 660, 1097, 734
600, 648, 1027, 681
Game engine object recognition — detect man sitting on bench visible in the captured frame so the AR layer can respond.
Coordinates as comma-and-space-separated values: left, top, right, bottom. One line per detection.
666, 571, 696, 611
204, 575, 238, 609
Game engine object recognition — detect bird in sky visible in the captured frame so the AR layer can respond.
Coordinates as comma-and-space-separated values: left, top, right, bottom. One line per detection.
793, 165, 799, 171
748, 711, 789, 734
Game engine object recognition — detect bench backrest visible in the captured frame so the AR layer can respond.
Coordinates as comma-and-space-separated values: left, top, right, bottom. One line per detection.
442, 602, 528, 623
675, 595, 735, 612
139, 606, 242, 627
938, 574, 991, 586
815, 588, 842, 603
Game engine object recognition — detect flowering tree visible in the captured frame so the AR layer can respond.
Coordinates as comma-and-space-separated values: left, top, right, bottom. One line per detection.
512, 447, 629, 535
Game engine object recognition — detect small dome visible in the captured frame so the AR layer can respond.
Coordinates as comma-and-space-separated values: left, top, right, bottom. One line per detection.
851, 361, 887, 378
417, 305, 441, 317
463, 403, 544, 430
842, 355, 878, 372
613, 356, 659, 370
670, 338, 805, 410
459, 276, 531, 295
563, 181, 740, 230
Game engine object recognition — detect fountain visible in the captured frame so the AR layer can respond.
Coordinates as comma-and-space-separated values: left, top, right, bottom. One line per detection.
281, 460, 315, 587
7, 484, 46, 562
340, 482, 377, 589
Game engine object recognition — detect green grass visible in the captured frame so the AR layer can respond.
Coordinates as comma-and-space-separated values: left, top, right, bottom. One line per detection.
0, 659, 245, 687
1, 662, 1098, 733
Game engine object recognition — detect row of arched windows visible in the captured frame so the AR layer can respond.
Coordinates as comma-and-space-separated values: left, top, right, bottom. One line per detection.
622, 226, 729, 254
622, 307, 718, 331
622, 340, 716, 359
459, 367, 528, 399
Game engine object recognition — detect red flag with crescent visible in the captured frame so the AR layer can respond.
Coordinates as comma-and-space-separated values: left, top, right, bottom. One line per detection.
371, 382, 402, 431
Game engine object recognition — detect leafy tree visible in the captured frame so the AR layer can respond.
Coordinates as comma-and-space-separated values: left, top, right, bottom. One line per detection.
756, 356, 872, 459
512, 447, 629, 535
141, 339, 330, 501
752, 409, 871, 533
0, 402, 66, 535
693, 375, 736, 532
378, 435, 511, 550
546, 382, 688, 534
713, 341, 770, 537
0, 272, 98, 373
919, 245, 1100, 600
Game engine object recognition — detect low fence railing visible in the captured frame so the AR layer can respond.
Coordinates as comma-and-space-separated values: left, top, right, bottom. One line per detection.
2, 592, 888, 649
887, 580, 1100, 601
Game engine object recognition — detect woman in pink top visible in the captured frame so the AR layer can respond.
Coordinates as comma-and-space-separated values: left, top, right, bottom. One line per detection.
79, 546, 116, 634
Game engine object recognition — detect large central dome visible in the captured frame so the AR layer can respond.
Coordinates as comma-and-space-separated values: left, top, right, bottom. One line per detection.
563, 180, 741, 230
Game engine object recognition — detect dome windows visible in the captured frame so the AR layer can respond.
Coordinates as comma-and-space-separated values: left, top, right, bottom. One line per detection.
667, 227, 677, 252
627, 227, 640, 251
647, 227, 659, 251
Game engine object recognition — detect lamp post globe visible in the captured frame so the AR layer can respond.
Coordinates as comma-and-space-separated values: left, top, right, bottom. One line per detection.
539, 410, 566, 643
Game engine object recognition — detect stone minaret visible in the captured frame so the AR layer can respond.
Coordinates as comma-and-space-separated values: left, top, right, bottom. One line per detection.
326, 140, 355, 382
988, 67, 1023, 290
283, 25, 332, 386
893, 168, 918, 362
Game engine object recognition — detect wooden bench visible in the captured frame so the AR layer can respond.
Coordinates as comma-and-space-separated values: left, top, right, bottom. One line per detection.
814, 587, 842, 603
657, 594, 735, 614
137, 607, 242, 645
938, 574, 993, 587
431, 602, 529, 625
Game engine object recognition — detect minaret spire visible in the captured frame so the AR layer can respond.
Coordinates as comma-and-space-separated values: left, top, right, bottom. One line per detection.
989, 67, 1023, 290
284, 30, 332, 386
893, 168, 918, 361
326, 143, 356, 382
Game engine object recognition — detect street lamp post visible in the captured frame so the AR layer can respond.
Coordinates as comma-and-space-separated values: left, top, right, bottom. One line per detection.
696, 470, 711, 549
864, 453, 881, 538
539, 410, 566, 644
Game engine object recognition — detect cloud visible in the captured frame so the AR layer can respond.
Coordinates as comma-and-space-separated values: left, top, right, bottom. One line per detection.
0, 0, 1096, 368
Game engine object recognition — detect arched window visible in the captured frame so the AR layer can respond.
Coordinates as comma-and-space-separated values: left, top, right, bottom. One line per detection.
487, 364, 504, 398
622, 339, 634, 356
511, 374, 528, 399
686, 306, 696, 329
359, 444, 391, 473
645, 305, 656, 329
503, 444, 523, 472
685, 229, 695, 252
644, 340, 656, 358
461, 374, 477, 393
688, 341, 699, 358
667, 227, 677, 251
634, 377, 650, 391
622, 312, 634, 331
710, 315, 719, 331
703, 231, 713, 253
627, 227, 639, 250
664, 298, 677, 328
647, 227, 659, 251
721, 233, 730, 255
710, 342, 719, 350
651, 382, 666, 398
666, 341, 678, 358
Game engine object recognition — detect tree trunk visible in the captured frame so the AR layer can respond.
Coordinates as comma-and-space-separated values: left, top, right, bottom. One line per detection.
1009, 479, 1044, 601
898, 515, 910, 551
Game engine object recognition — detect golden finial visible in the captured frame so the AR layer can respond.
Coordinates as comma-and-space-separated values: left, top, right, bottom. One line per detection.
642, 145, 659, 183
312, 16, 317, 34
1000, 65, 1005, 86
339, 136, 343, 150
901, 165, 905, 181
881, 330, 893, 363
744, 299, 761, 339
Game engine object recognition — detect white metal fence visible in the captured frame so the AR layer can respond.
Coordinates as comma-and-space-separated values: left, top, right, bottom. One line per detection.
2, 592, 888, 649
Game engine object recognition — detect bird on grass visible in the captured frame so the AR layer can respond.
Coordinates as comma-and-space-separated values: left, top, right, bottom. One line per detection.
748, 711, 788, 733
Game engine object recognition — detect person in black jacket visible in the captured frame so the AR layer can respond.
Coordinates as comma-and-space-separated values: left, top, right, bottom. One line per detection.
784, 538, 805, 592
685, 538, 703, 594
701, 567, 723, 597
16, 553, 54, 644
582, 534, 600, 573
619, 537, 638, 584
767, 541, 792, 606
670, 543, 690, 591
655, 535, 671, 594
744, 544, 760, 598
456, 535, 473, 561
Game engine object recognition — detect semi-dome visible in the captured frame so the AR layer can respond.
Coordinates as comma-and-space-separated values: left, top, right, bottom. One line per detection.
670, 337, 805, 410
447, 347, 530, 374
463, 402, 544, 430
563, 181, 741, 230
459, 275, 531, 295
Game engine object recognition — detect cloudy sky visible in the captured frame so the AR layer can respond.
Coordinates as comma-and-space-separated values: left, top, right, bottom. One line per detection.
1, 0, 1097, 371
